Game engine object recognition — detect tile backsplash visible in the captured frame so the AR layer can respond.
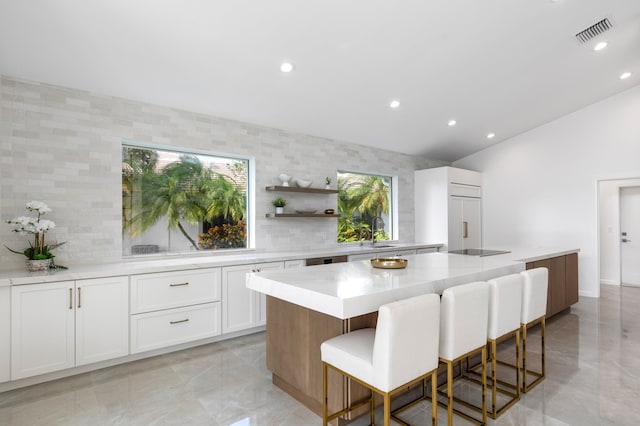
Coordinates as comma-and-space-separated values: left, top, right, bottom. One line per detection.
0, 76, 447, 270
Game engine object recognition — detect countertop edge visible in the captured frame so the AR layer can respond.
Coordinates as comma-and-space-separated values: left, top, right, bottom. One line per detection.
0, 243, 443, 286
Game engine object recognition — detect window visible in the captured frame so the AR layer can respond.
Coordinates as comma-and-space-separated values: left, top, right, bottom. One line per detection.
337, 171, 395, 243
122, 143, 251, 256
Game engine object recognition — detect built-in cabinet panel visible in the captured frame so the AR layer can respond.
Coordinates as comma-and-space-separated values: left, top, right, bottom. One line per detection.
565, 253, 579, 306
415, 166, 482, 251
0, 286, 10, 383
76, 277, 129, 366
11, 281, 75, 380
448, 196, 481, 251
222, 261, 284, 333
527, 253, 579, 317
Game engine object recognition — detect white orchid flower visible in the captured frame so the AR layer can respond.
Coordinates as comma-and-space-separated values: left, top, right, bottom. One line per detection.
26, 201, 51, 214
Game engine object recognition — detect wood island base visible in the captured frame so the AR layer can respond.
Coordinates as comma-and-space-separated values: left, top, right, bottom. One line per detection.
266, 296, 378, 420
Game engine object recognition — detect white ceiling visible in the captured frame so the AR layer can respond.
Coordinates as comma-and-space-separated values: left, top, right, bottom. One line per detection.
1, 1, 639, 162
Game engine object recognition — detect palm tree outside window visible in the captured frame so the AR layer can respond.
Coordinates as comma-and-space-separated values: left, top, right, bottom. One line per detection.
122, 144, 250, 256
337, 171, 394, 243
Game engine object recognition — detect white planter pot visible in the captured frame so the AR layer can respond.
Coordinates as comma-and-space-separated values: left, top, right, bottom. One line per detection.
275, 207, 284, 214
26, 259, 51, 272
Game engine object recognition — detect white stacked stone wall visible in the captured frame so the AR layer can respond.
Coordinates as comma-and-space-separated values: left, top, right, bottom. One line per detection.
0, 76, 447, 270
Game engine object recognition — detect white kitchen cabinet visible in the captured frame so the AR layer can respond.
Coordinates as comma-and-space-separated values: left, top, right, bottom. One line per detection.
222, 261, 284, 333
75, 277, 129, 366
11, 277, 129, 380
129, 268, 221, 354
0, 286, 10, 383
130, 268, 221, 314
131, 303, 220, 353
11, 281, 75, 379
415, 166, 482, 251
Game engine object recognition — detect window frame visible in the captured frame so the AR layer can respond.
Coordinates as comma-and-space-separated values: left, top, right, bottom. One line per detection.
121, 141, 255, 257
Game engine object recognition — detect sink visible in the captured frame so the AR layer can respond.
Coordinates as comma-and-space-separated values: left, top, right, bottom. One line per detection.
371, 245, 395, 249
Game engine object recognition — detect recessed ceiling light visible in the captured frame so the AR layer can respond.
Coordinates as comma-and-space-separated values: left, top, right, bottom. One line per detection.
620, 72, 632, 80
593, 41, 607, 51
487, 133, 495, 139
280, 62, 294, 73
389, 100, 400, 108
448, 120, 456, 127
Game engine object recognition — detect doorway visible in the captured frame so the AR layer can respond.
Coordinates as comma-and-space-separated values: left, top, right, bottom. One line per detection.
621, 186, 640, 286
598, 178, 640, 287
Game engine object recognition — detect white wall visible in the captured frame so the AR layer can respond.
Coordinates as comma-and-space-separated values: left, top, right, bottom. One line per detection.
454, 84, 640, 298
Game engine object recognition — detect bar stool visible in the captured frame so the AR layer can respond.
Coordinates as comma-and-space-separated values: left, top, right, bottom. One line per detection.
438, 281, 490, 426
485, 274, 523, 417
520, 267, 548, 392
321, 293, 440, 426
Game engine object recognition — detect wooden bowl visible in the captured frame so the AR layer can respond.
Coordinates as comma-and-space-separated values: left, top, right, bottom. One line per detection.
370, 258, 408, 269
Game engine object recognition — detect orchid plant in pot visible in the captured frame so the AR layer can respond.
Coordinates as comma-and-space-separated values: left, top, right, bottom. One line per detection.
5, 201, 67, 271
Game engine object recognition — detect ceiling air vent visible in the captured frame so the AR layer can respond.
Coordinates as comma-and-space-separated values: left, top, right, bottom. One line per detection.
575, 18, 612, 43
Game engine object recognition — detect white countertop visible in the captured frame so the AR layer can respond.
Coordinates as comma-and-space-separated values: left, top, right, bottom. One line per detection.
247, 247, 580, 319
0, 242, 441, 287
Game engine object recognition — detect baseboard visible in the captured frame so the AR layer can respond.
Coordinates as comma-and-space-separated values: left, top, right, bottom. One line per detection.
600, 279, 620, 286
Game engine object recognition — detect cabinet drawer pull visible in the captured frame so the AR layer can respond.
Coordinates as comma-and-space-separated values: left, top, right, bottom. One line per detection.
169, 282, 189, 287
463, 221, 469, 238
77, 287, 81, 308
170, 318, 189, 325
69, 288, 73, 310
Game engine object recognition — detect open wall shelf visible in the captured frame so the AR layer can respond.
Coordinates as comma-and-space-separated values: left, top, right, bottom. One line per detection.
265, 186, 338, 194
265, 213, 339, 218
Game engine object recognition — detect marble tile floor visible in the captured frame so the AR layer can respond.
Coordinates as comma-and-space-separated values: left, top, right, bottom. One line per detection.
1, 284, 639, 425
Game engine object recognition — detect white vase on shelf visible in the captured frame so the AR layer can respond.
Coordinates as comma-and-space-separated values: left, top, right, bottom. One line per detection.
278, 174, 292, 187
275, 207, 284, 214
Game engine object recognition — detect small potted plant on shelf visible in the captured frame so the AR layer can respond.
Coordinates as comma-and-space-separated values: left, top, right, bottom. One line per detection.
325, 176, 332, 189
272, 197, 287, 214
5, 200, 67, 271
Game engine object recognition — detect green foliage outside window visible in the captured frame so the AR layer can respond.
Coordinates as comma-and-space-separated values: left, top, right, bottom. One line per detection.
122, 145, 248, 254
337, 172, 392, 243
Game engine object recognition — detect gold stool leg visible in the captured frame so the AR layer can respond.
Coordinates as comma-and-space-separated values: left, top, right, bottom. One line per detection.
383, 392, 391, 426
491, 339, 497, 417
522, 323, 528, 392
432, 370, 438, 426
322, 362, 328, 426
541, 318, 546, 378
447, 360, 454, 426
516, 328, 521, 397
481, 345, 487, 425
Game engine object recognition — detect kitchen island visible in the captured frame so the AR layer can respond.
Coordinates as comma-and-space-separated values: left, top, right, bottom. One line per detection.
247, 251, 547, 416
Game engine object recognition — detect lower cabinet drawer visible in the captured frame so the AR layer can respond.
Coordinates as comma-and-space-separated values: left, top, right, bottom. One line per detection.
130, 302, 221, 354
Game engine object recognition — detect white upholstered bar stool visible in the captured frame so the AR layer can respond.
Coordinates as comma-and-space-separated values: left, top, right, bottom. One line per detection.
519, 267, 548, 392
321, 293, 440, 426
485, 274, 523, 418
438, 281, 490, 426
